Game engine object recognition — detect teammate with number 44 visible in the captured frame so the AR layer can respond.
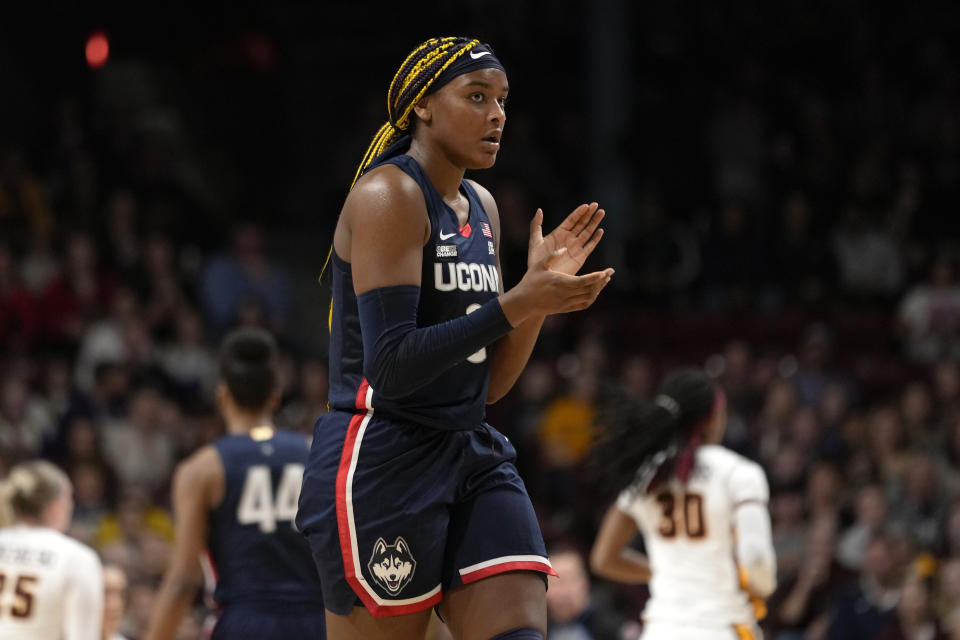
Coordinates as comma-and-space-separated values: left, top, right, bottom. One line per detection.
590, 368, 776, 640
145, 328, 325, 640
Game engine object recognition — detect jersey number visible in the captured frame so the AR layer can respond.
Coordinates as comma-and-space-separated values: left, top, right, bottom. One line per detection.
0, 573, 37, 619
237, 464, 304, 533
655, 491, 706, 539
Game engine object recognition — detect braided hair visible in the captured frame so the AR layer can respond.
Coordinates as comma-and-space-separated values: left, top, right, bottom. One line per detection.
593, 368, 719, 496
350, 36, 484, 189
319, 37, 488, 303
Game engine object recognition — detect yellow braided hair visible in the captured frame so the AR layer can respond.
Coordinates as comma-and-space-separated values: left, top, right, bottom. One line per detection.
349, 37, 481, 189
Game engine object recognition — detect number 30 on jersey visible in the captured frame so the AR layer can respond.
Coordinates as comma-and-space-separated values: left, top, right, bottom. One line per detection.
237, 464, 304, 533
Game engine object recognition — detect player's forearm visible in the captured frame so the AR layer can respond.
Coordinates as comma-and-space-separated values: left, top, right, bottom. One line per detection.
143, 574, 200, 640
734, 503, 777, 597
590, 548, 651, 584
358, 285, 513, 399
487, 314, 545, 403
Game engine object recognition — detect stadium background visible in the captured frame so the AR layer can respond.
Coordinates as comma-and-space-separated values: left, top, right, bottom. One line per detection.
3, 0, 960, 637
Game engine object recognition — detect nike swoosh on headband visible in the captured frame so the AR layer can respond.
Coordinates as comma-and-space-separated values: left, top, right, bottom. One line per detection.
469, 51, 492, 59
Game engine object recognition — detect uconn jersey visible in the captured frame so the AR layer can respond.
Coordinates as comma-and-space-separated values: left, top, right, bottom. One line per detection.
326, 153, 499, 430
206, 430, 323, 608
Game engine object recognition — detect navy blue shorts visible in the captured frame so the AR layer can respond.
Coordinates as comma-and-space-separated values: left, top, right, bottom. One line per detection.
296, 386, 554, 618
210, 603, 326, 639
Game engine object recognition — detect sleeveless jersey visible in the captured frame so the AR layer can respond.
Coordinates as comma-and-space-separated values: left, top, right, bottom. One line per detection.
206, 430, 323, 607
0, 525, 103, 640
327, 154, 500, 430
616, 445, 770, 627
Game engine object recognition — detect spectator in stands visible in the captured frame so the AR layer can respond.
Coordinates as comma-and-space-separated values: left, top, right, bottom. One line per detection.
200, 222, 291, 336
827, 531, 904, 640
838, 484, 889, 570
877, 573, 947, 640
0, 243, 40, 352
101, 386, 175, 491
42, 232, 116, 344
103, 563, 130, 640
546, 545, 625, 640
765, 517, 856, 640
898, 255, 960, 363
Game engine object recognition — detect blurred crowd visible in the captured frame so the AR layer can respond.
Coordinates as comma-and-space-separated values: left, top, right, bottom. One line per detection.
3, 1, 960, 639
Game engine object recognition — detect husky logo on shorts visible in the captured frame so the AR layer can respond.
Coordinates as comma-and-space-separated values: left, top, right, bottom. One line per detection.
367, 536, 416, 595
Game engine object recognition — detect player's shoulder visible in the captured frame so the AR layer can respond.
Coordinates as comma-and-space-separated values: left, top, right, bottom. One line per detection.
698, 445, 765, 478
175, 443, 223, 487
38, 528, 100, 564
273, 428, 311, 448
349, 164, 425, 210
700, 445, 769, 502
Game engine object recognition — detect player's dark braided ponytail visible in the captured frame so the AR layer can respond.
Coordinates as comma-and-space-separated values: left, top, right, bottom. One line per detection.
592, 368, 718, 496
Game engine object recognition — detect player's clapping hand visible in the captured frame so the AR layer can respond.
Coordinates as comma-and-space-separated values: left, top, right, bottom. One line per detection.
527, 203, 606, 276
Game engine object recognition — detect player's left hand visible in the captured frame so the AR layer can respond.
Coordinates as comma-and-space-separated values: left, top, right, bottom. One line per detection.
528, 203, 606, 276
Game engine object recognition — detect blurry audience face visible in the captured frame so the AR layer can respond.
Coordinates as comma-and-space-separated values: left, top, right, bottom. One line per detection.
129, 388, 161, 430
863, 536, 895, 585
621, 356, 654, 400
807, 463, 840, 510
901, 382, 933, 428
934, 361, 960, 404
818, 383, 849, 426
128, 581, 157, 633
898, 577, 932, 625
946, 502, 960, 551
546, 550, 591, 624
790, 407, 821, 448
771, 490, 805, 527
233, 224, 264, 264
723, 340, 751, 388
0, 375, 28, 421
855, 485, 888, 529
138, 531, 172, 580
175, 309, 203, 346
72, 463, 106, 507
144, 236, 174, 276
806, 517, 838, 565
66, 233, 96, 273
940, 558, 960, 606
66, 416, 98, 459
902, 453, 939, 502
871, 407, 904, 454
763, 380, 797, 423
102, 565, 128, 637
770, 444, 806, 487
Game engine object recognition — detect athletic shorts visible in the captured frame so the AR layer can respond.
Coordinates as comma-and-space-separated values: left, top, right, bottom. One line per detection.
211, 602, 326, 639
296, 402, 555, 618
641, 620, 762, 640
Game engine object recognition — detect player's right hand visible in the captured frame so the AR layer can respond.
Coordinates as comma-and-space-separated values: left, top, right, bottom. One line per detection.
499, 247, 614, 325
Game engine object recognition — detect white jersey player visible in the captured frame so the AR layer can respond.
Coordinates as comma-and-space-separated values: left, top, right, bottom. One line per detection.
0, 460, 103, 640
590, 368, 775, 640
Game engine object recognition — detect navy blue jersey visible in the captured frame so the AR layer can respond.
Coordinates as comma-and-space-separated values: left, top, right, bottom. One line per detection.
207, 430, 324, 607
327, 154, 500, 430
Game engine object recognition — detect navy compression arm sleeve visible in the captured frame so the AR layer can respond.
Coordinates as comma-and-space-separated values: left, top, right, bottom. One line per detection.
356, 285, 513, 400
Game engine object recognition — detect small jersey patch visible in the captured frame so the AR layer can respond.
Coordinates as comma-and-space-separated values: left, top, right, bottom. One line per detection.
437, 244, 458, 258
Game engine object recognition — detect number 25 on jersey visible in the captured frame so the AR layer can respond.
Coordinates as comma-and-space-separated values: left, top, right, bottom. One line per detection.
237, 464, 304, 533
